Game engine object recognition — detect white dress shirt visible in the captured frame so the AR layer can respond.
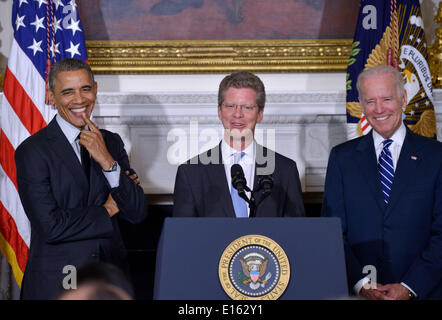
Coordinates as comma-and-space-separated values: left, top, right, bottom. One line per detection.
221, 140, 256, 217
56, 114, 120, 188
353, 123, 416, 297
373, 122, 406, 170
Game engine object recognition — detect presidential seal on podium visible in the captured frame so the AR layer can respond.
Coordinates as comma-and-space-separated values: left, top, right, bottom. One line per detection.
218, 235, 290, 300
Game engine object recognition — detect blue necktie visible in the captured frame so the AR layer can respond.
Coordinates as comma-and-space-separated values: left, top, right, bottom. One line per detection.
378, 139, 394, 205
231, 152, 248, 218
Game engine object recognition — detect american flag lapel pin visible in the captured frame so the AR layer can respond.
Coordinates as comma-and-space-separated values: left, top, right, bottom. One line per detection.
411, 156, 417, 160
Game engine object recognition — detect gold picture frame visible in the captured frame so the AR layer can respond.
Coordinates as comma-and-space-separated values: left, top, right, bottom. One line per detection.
86, 39, 353, 74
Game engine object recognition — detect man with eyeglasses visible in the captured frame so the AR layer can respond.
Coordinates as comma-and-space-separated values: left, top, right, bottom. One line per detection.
172, 71, 305, 218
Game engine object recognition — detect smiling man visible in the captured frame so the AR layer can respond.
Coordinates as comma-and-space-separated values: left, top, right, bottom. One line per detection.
15, 58, 147, 299
322, 65, 442, 300
172, 71, 305, 218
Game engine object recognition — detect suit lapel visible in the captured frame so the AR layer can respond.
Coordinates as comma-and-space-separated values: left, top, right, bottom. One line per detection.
355, 131, 386, 213
46, 118, 89, 193
205, 143, 236, 217
385, 129, 422, 218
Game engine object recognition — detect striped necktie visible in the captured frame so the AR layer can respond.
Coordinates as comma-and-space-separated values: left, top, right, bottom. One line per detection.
378, 139, 394, 205
231, 152, 248, 218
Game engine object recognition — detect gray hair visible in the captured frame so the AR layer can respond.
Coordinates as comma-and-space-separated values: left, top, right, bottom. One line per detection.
356, 65, 405, 100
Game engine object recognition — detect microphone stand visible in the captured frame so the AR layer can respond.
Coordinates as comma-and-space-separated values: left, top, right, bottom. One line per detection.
238, 184, 271, 218
231, 165, 272, 218
249, 175, 273, 218
247, 188, 257, 218
236, 185, 256, 217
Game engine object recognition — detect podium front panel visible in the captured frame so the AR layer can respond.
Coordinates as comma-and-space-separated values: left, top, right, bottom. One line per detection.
153, 217, 347, 300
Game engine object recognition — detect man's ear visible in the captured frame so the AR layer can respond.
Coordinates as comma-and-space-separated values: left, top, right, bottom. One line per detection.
217, 105, 222, 121
257, 108, 264, 123
358, 96, 366, 114
47, 89, 56, 108
401, 90, 407, 111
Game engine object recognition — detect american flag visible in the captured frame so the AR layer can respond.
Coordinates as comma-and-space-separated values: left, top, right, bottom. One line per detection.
0, 0, 87, 287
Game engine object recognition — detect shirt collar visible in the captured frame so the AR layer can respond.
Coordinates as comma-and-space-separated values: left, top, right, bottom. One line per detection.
56, 114, 82, 144
55, 114, 91, 144
372, 122, 406, 149
221, 139, 255, 164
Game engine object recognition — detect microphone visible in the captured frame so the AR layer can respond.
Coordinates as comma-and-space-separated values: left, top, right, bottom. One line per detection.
258, 175, 273, 196
231, 164, 250, 196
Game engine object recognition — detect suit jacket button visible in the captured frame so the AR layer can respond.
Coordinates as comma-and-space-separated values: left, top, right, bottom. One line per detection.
91, 253, 98, 258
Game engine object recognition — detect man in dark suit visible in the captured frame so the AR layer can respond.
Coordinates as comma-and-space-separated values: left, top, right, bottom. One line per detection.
173, 71, 305, 218
15, 58, 147, 299
322, 65, 442, 300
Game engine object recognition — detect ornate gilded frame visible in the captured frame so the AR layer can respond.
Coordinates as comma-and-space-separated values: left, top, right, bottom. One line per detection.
86, 39, 353, 74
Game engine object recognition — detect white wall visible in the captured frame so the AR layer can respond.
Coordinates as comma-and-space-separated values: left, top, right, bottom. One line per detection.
94, 73, 347, 93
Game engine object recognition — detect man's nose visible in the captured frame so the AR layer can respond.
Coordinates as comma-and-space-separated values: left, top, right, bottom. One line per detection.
233, 105, 243, 117
373, 101, 384, 113
72, 90, 83, 103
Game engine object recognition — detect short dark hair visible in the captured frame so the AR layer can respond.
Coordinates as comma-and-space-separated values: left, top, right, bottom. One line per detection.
218, 71, 266, 111
76, 262, 134, 298
48, 58, 94, 91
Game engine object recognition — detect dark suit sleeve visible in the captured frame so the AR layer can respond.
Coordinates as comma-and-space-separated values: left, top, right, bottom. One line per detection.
283, 161, 305, 217
321, 147, 364, 290
401, 160, 442, 298
15, 141, 114, 244
172, 164, 197, 217
106, 133, 147, 224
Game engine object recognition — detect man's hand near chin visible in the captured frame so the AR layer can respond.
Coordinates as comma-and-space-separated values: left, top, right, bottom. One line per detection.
79, 113, 115, 171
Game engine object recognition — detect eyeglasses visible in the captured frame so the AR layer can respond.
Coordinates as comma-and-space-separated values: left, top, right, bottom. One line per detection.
222, 103, 257, 113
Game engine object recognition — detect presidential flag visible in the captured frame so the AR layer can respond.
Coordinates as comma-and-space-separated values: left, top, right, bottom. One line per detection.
0, 0, 88, 287
346, 0, 436, 139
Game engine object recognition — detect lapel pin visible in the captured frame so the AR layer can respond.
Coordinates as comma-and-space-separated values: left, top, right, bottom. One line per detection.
411, 156, 417, 160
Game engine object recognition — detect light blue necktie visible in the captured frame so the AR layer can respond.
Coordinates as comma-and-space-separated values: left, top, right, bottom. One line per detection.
378, 139, 394, 205
231, 152, 248, 218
